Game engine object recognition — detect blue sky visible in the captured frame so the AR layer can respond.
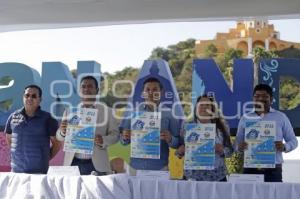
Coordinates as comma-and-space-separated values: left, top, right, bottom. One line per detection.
0, 19, 299, 74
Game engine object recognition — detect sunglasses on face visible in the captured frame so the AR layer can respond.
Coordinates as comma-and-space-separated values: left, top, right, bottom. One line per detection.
24, 93, 38, 99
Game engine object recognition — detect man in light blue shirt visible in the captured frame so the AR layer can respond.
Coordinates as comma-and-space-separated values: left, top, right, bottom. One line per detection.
120, 77, 181, 173
236, 84, 298, 182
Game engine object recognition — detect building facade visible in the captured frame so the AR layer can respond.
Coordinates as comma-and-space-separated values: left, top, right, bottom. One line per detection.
196, 20, 300, 57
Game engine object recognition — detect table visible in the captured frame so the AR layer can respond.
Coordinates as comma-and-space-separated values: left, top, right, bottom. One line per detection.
1, 173, 300, 199
128, 177, 300, 199
0, 173, 130, 199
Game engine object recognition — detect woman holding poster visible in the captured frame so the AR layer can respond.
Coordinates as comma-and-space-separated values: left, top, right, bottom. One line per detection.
176, 94, 233, 181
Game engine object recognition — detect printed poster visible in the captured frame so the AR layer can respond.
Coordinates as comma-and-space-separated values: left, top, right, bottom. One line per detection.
244, 121, 276, 168
184, 123, 216, 170
131, 111, 161, 159
63, 108, 98, 154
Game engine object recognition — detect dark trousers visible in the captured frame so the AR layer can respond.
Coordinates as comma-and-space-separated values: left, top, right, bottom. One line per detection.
219, 176, 227, 182
71, 157, 106, 176
243, 164, 282, 182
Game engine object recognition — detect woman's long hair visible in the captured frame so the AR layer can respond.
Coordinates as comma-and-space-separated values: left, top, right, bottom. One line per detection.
193, 94, 232, 148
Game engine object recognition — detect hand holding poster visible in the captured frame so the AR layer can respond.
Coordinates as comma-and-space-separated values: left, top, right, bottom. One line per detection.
63, 108, 98, 154
244, 121, 276, 168
184, 123, 216, 170
131, 112, 161, 159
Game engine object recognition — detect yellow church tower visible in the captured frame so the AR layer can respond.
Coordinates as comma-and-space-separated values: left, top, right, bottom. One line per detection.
195, 19, 300, 57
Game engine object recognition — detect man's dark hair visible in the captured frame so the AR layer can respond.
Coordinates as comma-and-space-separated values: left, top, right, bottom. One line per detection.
253, 84, 273, 97
143, 77, 163, 89
24, 85, 42, 98
80, 75, 99, 91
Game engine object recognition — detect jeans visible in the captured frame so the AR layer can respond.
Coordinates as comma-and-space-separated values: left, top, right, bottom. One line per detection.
71, 157, 106, 176
243, 164, 282, 182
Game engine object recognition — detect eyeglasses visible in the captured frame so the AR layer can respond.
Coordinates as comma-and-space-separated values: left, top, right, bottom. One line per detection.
24, 93, 38, 99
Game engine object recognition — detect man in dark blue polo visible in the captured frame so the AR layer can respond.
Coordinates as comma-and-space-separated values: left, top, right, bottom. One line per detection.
4, 85, 61, 174
120, 78, 181, 174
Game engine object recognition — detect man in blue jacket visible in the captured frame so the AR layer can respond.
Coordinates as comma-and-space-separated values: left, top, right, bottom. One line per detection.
4, 85, 61, 174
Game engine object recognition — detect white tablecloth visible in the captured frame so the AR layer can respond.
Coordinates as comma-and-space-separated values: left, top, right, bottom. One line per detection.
0, 173, 130, 199
1, 173, 300, 199
128, 177, 300, 199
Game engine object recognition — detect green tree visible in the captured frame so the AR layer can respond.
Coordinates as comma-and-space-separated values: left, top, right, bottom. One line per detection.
148, 39, 197, 117
224, 48, 244, 67
0, 76, 12, 85
276, 46, 300, 58
70, 69, 77, 78
204, 43, 218, 58
0, 76, 13, 111
149, 39, 196, 78
149, 47, 170, 61
101, 67, 139, 107
215, 48, 243, 86
279, 77, 300, 110
252, 47, 278, 65
276, 47, 300, 110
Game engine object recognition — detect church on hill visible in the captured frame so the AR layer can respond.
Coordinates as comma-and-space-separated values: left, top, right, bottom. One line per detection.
195, 19, 300, 57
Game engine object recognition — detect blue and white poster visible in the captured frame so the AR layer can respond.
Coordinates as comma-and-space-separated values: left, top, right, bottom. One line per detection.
244, 121, 276, 168
63, 108, 98, 154
184, 123, 216, 170
131, 111, 161, 159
